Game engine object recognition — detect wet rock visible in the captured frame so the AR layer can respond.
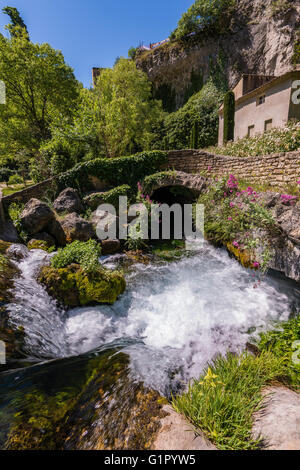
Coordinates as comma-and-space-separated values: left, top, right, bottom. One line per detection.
61, 213, 95, 243
39, 263, 126, 307
20, 199, 55, 235
101, 239, 121, 255
6, 244, 29, 261
152, 405, 217, 450
47, 218, 67, 246
53, 188, 84, 215
252, 386, 300, 450
63, 351, 168, 450
0, 219, 20, 244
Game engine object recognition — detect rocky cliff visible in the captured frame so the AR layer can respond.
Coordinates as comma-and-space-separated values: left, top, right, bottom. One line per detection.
136, 0, 300, 109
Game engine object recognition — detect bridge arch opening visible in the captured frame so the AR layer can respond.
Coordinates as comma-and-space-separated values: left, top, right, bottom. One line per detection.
150, 185, 198, 241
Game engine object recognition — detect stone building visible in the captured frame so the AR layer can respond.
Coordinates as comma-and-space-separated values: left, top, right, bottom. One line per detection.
218, 69, 300, 146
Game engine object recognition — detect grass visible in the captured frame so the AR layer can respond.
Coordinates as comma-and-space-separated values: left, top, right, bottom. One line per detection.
1, 180, 33, 197
172, 351, 286, 450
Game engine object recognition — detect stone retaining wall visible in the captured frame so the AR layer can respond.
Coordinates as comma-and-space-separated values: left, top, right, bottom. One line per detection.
165, 150, 300, 188
1, 178, 58, 211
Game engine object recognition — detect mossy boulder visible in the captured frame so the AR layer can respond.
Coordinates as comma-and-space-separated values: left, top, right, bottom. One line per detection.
39, 264, 126, 307
27, 239, 55, 253
0, 254, 20, 303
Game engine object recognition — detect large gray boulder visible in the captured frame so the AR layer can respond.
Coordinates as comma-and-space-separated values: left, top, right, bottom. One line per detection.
53, 188, 84, 215
20, 199, 55, 235
61, 213, 95, 243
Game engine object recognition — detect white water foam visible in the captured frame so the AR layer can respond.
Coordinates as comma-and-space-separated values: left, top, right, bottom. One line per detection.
64, 244, 292, 393
6, 245, 294, 393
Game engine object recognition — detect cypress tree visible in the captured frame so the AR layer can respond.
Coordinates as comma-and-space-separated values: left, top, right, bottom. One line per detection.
223, 91, 235, 144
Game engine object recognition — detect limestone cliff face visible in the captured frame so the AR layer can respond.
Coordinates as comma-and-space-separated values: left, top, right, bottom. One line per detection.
136, 0, 300, 109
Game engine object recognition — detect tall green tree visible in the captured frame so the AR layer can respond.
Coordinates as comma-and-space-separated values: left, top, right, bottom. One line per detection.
92, 58, 162, 157
2, 6, 29, 38
0, 30, 79, 165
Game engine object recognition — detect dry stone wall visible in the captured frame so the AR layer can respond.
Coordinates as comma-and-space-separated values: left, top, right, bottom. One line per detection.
165, 150, 300, 188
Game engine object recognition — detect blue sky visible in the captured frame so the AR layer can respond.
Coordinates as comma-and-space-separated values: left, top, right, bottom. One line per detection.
0, 0, 192, 88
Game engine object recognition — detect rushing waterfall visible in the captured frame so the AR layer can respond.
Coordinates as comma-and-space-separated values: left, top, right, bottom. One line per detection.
6, 243, 297, 394
7, 249, 69, 359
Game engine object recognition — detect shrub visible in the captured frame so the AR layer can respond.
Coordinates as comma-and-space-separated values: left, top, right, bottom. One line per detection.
8, 202, 28, 241
0, 168, 14, 183
258, 316, 300, 390
223, 91, 235, 144
51, 240, 102, 274
172, 351, 285, 450
8, 174, 23, 185
163, 79, 224, 150
57, 151, 167, 192
208, 121, 300, 157
172, 0, 236, 40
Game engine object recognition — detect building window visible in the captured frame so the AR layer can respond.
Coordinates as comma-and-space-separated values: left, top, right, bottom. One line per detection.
257, 95, 266, 106
247, 125, 255, 137
264, 119, 273, 132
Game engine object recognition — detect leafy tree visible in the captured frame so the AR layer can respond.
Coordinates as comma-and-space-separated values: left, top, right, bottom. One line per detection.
172, 0, 236, 40
128, 47, 138, 60
92, 58, 162, 157
2, 6, 29, 38
0, 30, 79, 166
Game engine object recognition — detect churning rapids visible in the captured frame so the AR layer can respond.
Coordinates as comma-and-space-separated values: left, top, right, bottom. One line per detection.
5, 244, 299, 394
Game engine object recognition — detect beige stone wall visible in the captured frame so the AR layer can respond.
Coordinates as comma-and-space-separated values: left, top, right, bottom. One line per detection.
234, 78, 292, 141
165, 150, 300, 189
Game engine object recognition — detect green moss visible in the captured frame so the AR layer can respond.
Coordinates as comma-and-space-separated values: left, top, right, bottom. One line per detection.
0, 240, 11, 255
0, 254, 19, 303
39, 264, 126, 307
27, 240, 55, 253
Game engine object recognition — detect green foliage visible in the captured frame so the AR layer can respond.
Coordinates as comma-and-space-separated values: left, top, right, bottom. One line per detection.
184, 69, 203, 104
292, 30, 300, 65
0, 30, 79, 165
153, 84, 176, 113
258, 316, 300, 390
269, 0, 290, 17
102, 185, 133, 207
209, 121, 300, 157
0, 168, 14, 183
2, 6, 29, 39
8, 202, 28, 241
172, 351, 285, 450
27, 240, 55, 253
8, 174, 22, 185
163, 79, 224, 150
92, 58, 162, 157
172, 0, 236, 40
51, 240, 101, 274
190, 121, 199, 148
223, 91, 235, 144
57, 150, 167, 192
128, 47, 138, 60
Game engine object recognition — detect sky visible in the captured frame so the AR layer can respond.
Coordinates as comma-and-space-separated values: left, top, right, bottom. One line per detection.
0, 0, 192, 88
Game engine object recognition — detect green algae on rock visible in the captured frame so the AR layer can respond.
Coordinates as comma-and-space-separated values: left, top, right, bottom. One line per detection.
0, 254, 19, 303
27, 240, 55, 253
39, 264, 126, 307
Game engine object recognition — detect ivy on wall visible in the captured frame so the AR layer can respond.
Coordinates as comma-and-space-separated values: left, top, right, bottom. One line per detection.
153, 84, 177, 113
184, 70, 203, 104
292, 30, 300, 65
57, 151, 168, 192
